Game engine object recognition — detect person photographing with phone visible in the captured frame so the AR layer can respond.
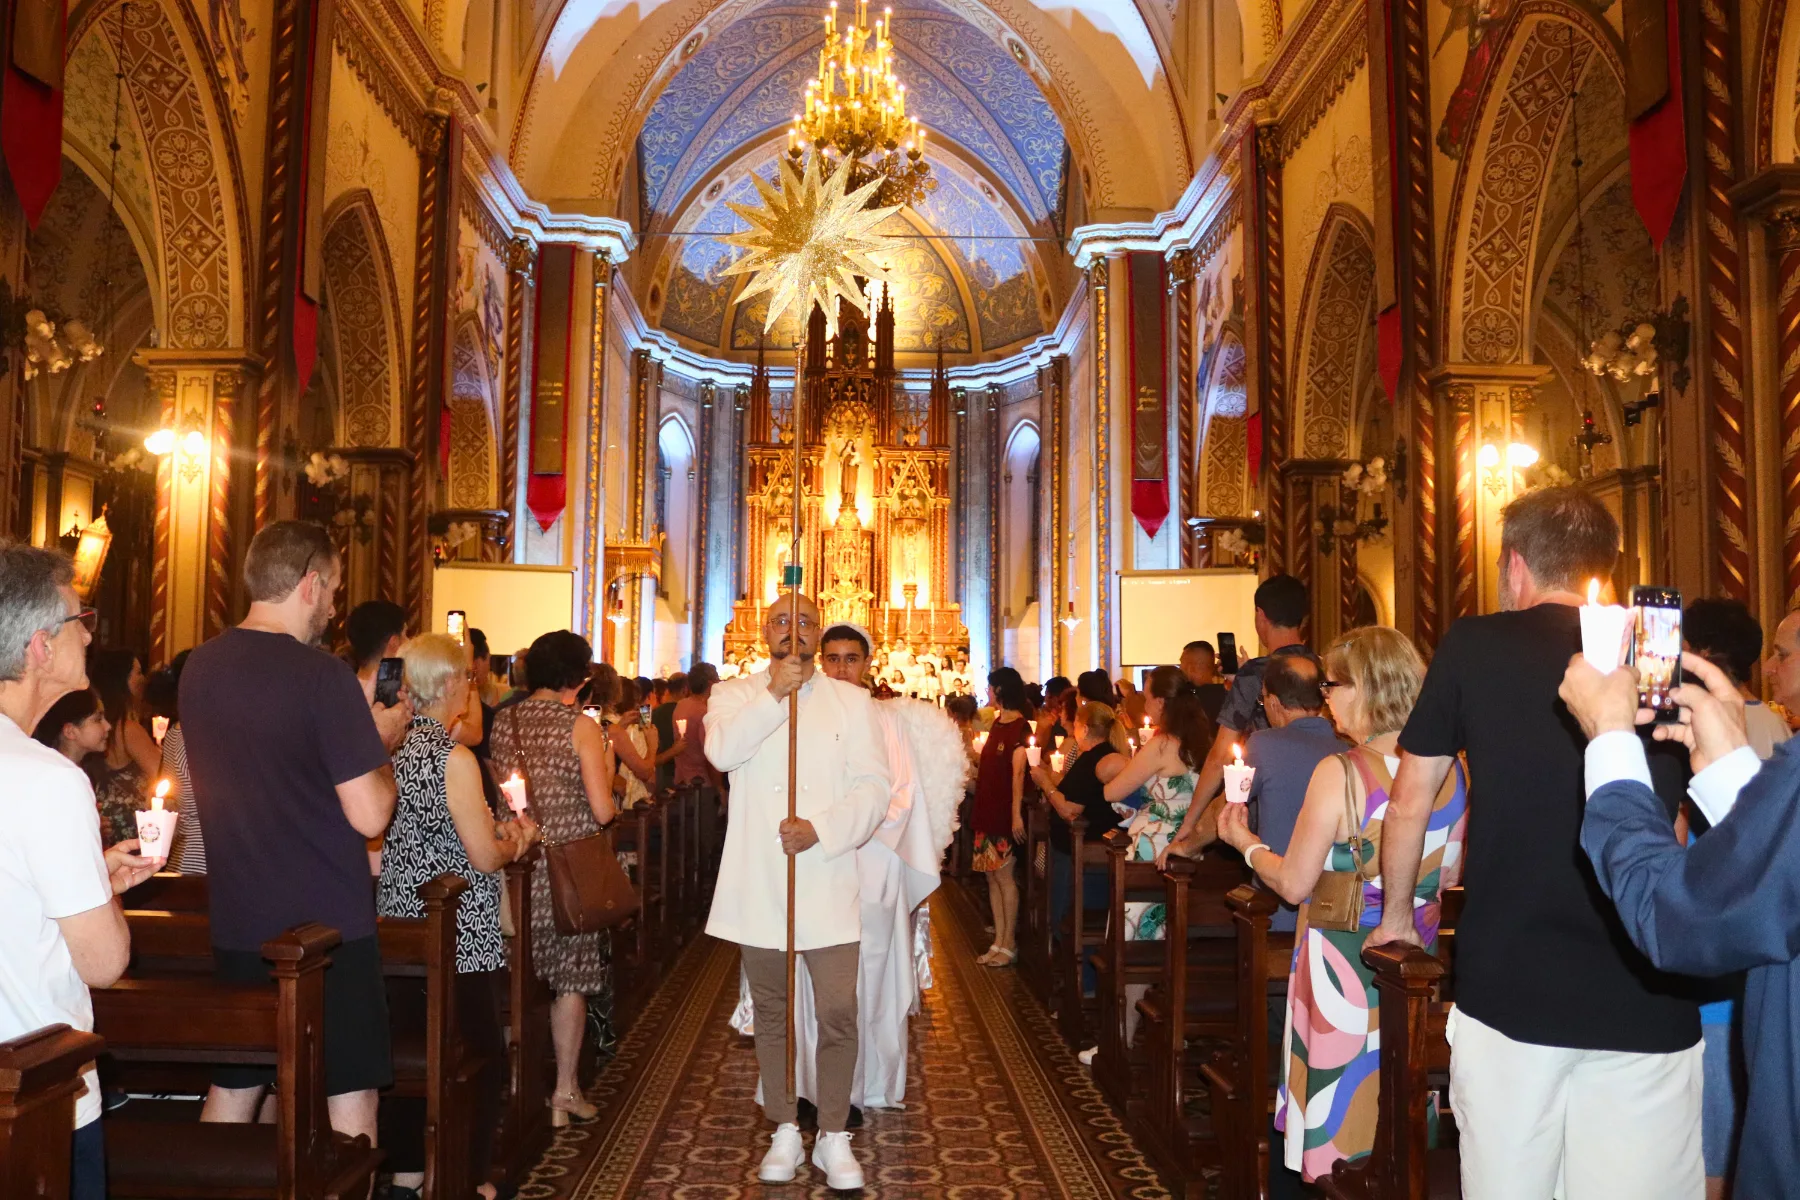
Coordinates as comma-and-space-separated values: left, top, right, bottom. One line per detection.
1561, 629, 1800, 1195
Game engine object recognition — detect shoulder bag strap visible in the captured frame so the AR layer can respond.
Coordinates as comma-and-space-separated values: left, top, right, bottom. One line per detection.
1340, 751, 1370, 881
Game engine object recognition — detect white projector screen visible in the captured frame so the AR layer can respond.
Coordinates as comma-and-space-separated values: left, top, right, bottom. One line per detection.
431, 564, 577, 656
1119, 569, 1260, 667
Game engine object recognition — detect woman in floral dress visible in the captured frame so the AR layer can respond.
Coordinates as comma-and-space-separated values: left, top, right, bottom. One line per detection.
1217, 626, 1467, 1182
489, 630, 618, 1126
1103, 665, 1215, 939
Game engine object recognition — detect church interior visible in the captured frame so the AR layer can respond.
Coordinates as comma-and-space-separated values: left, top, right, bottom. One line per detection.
7, 0, 1800, 1196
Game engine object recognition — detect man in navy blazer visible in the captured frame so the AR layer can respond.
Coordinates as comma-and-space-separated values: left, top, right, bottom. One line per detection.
1560, 647, 1800, 1195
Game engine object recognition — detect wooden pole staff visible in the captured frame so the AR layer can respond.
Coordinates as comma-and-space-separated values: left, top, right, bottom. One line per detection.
785, 338, 804, 1105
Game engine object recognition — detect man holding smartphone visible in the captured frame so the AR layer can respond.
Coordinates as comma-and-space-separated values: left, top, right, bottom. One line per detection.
1370, 488, 1700, 1200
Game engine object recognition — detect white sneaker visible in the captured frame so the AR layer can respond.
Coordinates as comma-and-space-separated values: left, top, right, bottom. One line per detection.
1078, 1045, 1099, 1066
811, 1130, 865, 1190
759, 1123, 805, 1183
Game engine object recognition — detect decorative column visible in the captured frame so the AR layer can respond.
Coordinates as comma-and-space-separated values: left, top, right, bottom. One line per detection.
1431, 365, 1544, 614
1090, 258, 1114, 670
576, 256, 611, 641
501, 236, 534, 557
694, 380, 715, 659
1042, 355, 1067, 678
1241, 125, 1287, 577
332, 447, 412, 608
1734, 166, 1800, 609
141, 352, 262, 660
1285, 460, 1351, 643
1695, 0, 1752, 604
987, 382, 1003, 671
1169, 248, 1198, 566
406, 111, 461, 631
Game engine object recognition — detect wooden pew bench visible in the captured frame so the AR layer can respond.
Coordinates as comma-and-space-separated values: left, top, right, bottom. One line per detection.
1132, 851, 1253, 1199
0, 1025, 106, 1200
1018, 795, 1054, 1003
491, 856, 551, 1196
1091, 827, 1174, 1115
1200, 884, 1296, 1200
1051, 816, 1115, 1051
95, 924, 384, 1200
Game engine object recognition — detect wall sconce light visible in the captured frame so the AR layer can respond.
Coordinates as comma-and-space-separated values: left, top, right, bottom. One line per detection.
143, 415, 210, 483
1479, 441, 1538, 495
64, 511, 114, 600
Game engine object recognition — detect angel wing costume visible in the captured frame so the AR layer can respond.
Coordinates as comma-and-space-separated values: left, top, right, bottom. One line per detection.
731, 695, 967, 1109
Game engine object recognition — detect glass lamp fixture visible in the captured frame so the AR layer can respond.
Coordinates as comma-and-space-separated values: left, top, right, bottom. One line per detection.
788, 0, 931, 207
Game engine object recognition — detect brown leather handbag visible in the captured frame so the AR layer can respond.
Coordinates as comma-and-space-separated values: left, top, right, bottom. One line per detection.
1307, 752, 1375, 933
510, 709, 640, 934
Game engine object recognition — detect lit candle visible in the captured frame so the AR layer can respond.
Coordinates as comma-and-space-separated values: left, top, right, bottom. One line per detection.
499, 771, 530, 815
1140, 718, 1153, 745
677, 717, 689, 740
1050, 749, 1066, 775
135, 779, 180, 864
1025, 735, 1041, 768
1221, 743, 1254, 804
972, 730, 988, 755
152, 716, 169, 745
1579, 578, 1631, 672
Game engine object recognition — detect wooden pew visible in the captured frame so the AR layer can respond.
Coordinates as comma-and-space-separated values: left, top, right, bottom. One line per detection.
1316, 946, 1457, 1200
492, 855, 551, 1196
1017, 795, 1054, 1001
0, 1025, 105, 1200
119, 877, 475, 1200
95, 923, 385, 1200
681, 782, 706, 926
609, 799, 658, 1021
1133, 850, 1254, 1199
1199, 884, 1296, 1200
120, 871, 207, 913
1090, 828, 1176, 1115
1054, 816, 1113, 1050
660, 787, 689, 943
378, 875, 473, 1200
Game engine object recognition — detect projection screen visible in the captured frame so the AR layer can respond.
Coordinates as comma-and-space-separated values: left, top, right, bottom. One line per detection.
431, 563, 577, 655
1118, 568, 1260, 667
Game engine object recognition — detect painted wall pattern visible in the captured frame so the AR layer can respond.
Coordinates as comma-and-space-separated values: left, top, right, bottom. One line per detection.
322, 205, 398, 447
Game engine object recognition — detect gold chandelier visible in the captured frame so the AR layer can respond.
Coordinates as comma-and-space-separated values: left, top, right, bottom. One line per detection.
787, 0, 932, 208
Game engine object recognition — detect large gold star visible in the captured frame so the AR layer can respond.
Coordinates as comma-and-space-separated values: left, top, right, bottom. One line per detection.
721, 154, 899, 340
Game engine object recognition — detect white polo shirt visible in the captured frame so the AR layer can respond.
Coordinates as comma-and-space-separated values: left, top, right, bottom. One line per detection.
0, 713, 112, 1128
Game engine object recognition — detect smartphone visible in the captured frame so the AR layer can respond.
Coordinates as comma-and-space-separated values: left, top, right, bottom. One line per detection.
638, 705, 652, 727
374, 657, 405, 707
446, 610, 466, 646
1217, 632, 1239, 676
1630, 586, 1683, 721
581, 705, 603, 722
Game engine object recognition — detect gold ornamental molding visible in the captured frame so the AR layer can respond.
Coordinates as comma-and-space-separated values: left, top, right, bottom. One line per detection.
605, 533, 666, 593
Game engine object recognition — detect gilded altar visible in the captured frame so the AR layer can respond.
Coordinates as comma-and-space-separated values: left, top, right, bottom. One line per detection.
728, 293, 968, 656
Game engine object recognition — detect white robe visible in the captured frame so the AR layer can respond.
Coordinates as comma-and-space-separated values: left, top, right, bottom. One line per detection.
732, 699, 944, 1109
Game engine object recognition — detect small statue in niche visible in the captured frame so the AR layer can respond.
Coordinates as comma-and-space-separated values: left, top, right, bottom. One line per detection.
837, 437, 861, 508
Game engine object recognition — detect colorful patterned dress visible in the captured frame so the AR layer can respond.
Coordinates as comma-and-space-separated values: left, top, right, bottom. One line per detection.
1121, 766, 1196, 941
1275, 746, 1468, 1181
970, 715, 1031, 872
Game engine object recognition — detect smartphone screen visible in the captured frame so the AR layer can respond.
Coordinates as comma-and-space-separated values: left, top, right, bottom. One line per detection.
446, 610, 466, 646
638, 705, 652, 727
1217, 632, 1239, 676
374, 657, 405, 707
1631, 587, 1682, 720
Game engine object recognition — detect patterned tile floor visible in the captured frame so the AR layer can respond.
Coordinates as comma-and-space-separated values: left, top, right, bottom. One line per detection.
515, 881, 1175, 1199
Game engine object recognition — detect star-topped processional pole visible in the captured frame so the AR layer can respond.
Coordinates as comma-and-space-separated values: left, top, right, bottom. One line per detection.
722, 150, 897, 1102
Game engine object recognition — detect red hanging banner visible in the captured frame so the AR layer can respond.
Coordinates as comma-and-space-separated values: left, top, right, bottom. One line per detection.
527, 245, 577, 531
291, 0, 336, 401
1626, 0, 1684, 251
3, 2, 66, 228
1127, 252, 1169, 539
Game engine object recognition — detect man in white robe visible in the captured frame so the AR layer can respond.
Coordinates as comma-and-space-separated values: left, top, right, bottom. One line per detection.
704, 595, 890, 1189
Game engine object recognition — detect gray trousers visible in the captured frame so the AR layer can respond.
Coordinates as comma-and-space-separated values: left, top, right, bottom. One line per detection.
740, 941, 860, 1132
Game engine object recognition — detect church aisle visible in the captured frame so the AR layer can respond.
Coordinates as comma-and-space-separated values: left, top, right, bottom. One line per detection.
514, 888, 1172, 1199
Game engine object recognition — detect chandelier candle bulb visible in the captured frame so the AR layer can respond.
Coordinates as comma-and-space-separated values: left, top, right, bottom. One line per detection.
499, 771, 530, 815
1579, 578, 1631, 672
1025, 736, 1040, 768
1222, 744, 1254, 804
136, 780, 180, 864
152, 716, 169, 745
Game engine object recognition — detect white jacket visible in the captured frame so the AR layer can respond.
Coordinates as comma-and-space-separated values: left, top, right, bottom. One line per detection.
703, 669, 891, 951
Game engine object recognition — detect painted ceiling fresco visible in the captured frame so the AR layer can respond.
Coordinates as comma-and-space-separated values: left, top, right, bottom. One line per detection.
637, 0, 1065, 223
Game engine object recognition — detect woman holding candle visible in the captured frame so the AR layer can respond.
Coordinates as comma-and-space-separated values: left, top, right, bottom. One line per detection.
490, 630, 618, 1125
380, 633, 539, 1199
970, 667, 1035, 966
609, 677, 659, 809
1103, 665, 1213, 941
1215, 625, 1467, 1181
1029, 700, 1132, 965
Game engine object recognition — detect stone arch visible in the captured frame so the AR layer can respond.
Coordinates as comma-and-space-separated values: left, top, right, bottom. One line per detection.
321, 193, 405, 447
656, 414, 699, 669
67, 0, 249, 349
1289, 205, 1376, 461
1756, 0, 1798, 170
1442, 4, 1622, 365
1000, 419, 1042, 681
1196, 324, 1251, 519
448, 315, 498, 510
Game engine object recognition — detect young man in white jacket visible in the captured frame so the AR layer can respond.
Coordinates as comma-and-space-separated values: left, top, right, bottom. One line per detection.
703, 594, 891, 1189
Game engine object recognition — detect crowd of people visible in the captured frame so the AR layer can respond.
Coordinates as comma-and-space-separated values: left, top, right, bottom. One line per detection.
12, 482, 1800, 1197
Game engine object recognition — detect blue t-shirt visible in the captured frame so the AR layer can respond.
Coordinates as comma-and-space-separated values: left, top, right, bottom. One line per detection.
180, 627, 391, 950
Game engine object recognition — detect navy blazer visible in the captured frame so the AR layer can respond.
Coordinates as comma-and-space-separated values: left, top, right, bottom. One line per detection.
1582, 737, 1800, 1194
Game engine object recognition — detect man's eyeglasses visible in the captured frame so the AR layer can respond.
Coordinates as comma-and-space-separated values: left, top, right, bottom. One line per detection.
57, 608, 98, 634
